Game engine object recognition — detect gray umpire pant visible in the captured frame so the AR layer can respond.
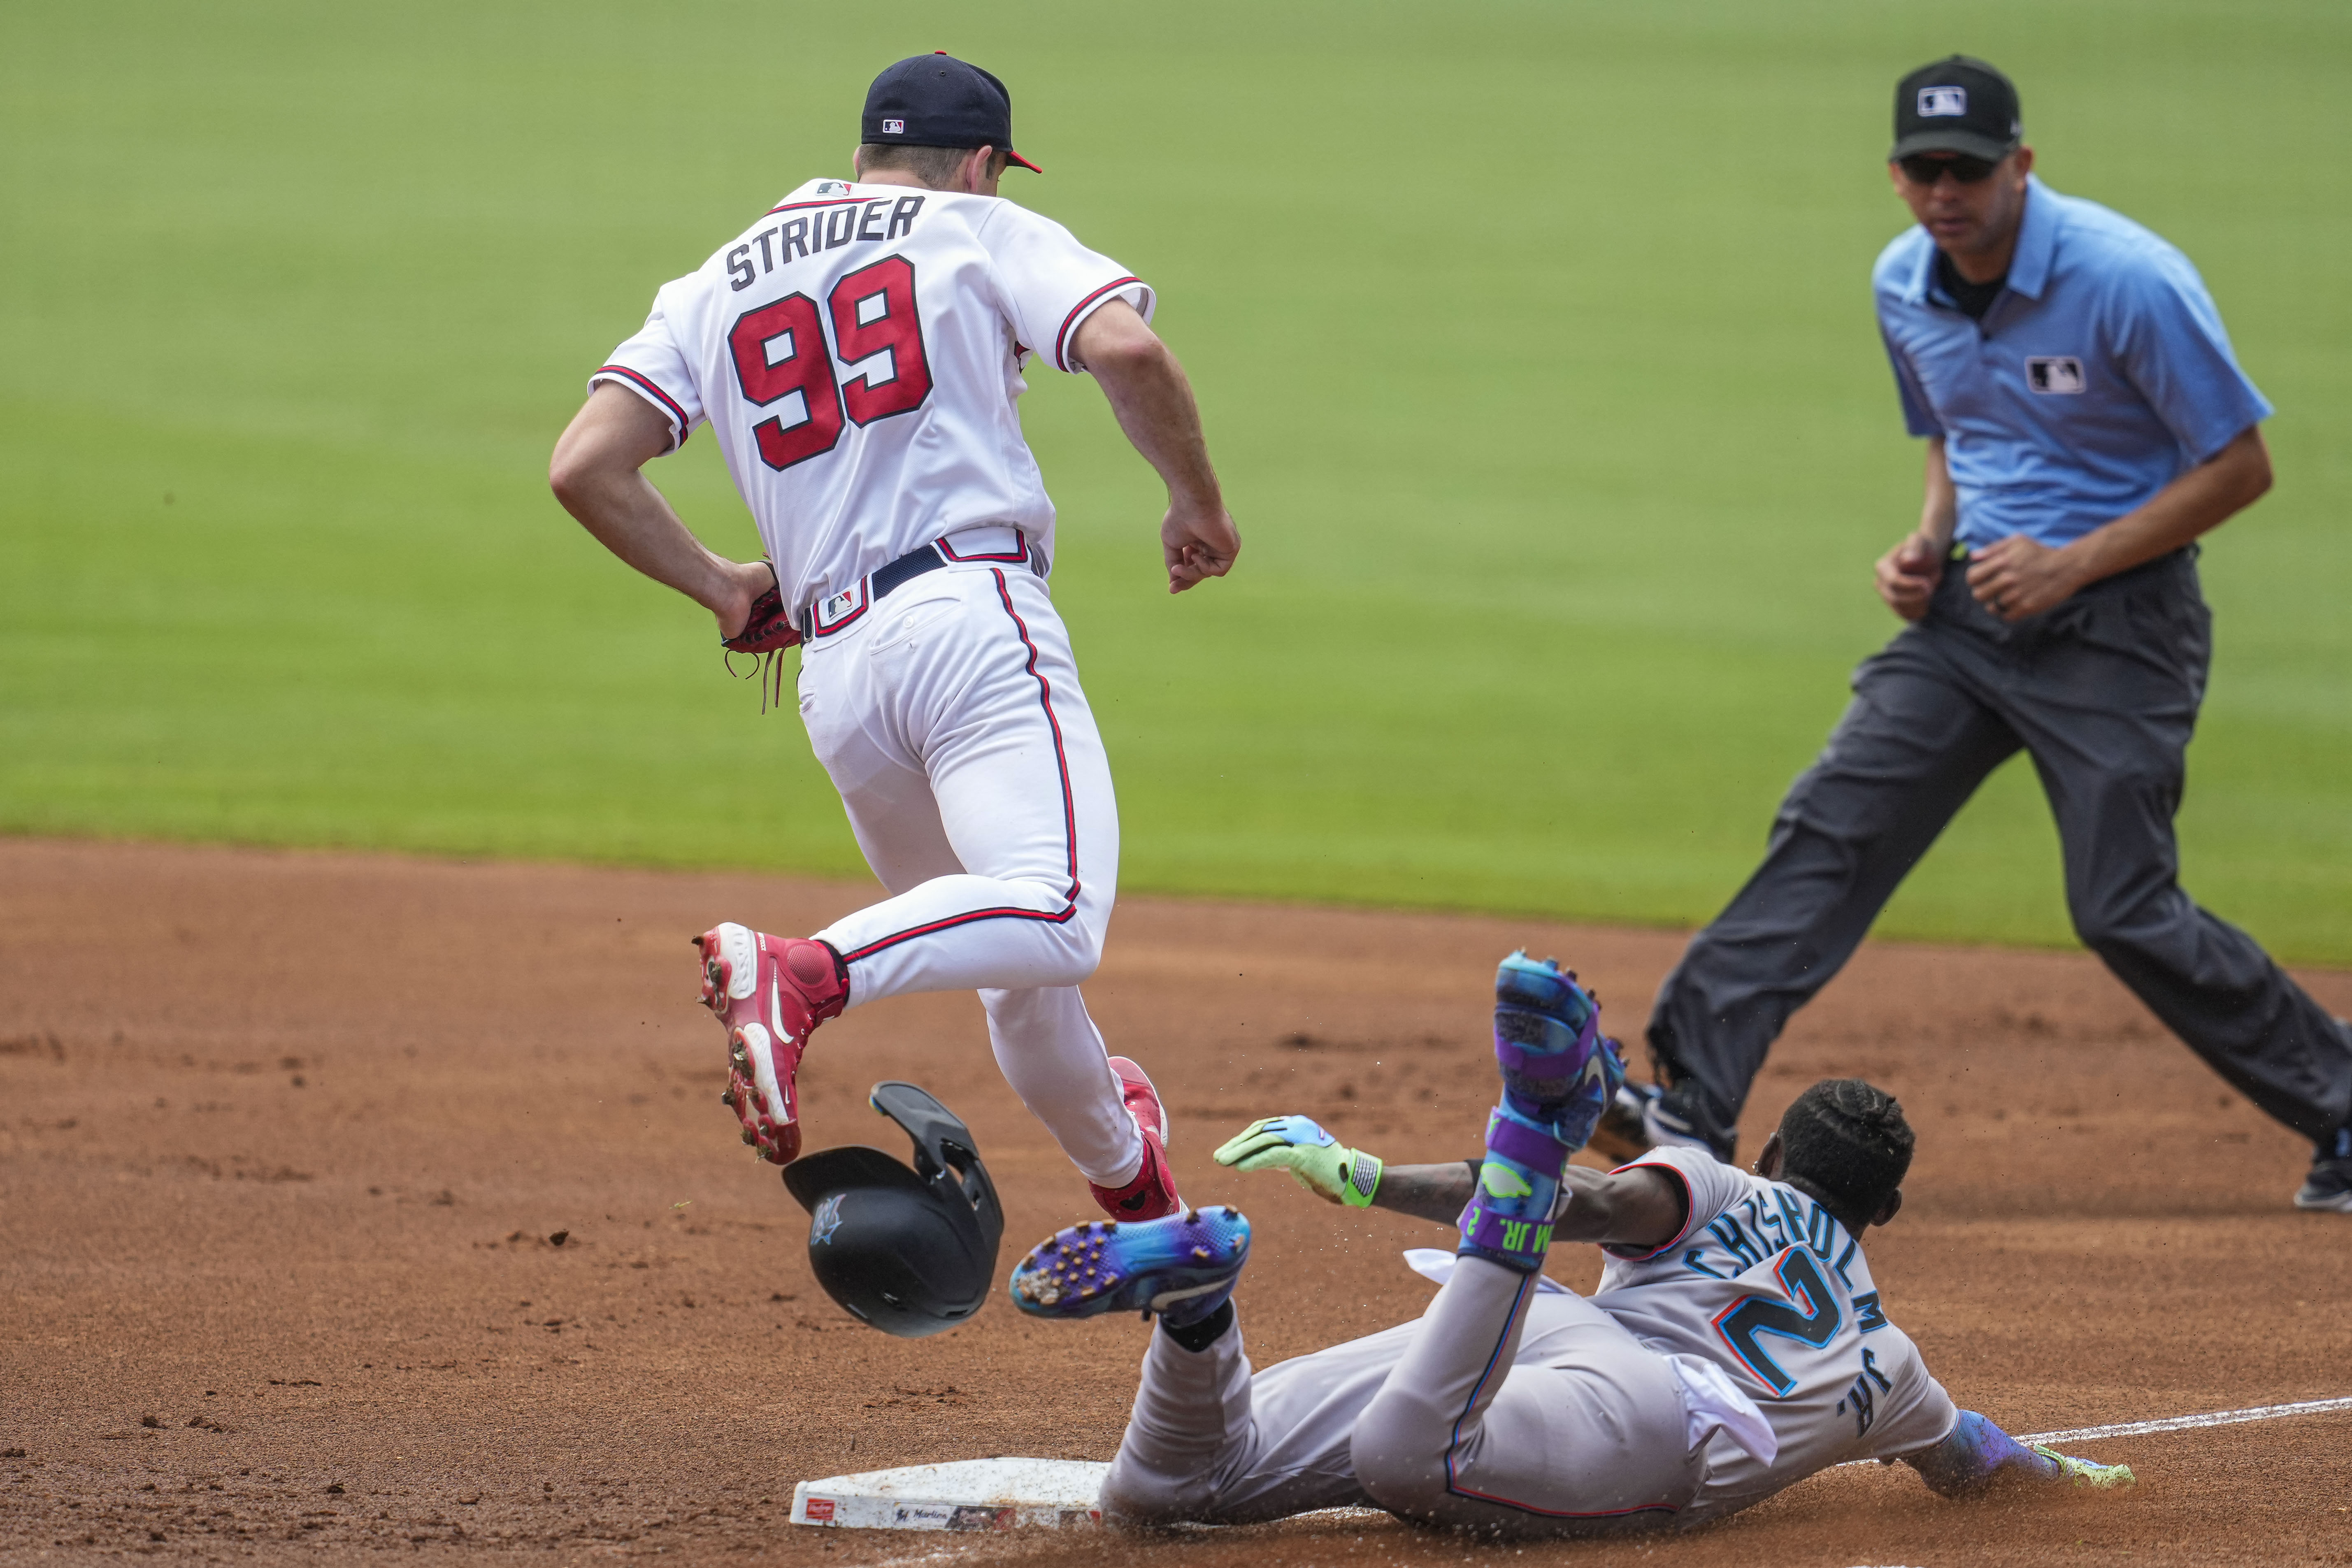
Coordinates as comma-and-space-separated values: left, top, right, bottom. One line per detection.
1099, 1258, 1704, 1537
1648, 548, 2352, 1148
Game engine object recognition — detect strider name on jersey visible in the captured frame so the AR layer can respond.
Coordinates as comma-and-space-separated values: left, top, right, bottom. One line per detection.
1589, 1145, 1959, 1525
590, 178, 1152, 615
721, 187, 930, 290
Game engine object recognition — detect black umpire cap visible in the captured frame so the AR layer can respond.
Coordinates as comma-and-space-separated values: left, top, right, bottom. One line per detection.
1891, 56, 2022, 163
862, 53, 1043, 172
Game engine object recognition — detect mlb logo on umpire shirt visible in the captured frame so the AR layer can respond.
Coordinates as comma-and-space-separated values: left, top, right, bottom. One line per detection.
2027, 356, 2087, 395
1917, 86, 1968, 117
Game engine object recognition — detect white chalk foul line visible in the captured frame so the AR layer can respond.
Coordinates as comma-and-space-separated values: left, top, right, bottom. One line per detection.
2018, 1395, 2352, 1446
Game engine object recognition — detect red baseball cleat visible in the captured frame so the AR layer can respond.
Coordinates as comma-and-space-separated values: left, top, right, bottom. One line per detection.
1089, 1055, 1184, 1221
693, 922, 848, 1166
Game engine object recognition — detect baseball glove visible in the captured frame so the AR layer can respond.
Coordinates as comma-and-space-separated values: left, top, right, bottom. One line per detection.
721, 562, 801, 711
1213, 1115, 1383, 1207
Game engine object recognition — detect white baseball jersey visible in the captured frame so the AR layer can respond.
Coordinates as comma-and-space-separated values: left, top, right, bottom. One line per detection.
1590, 1145, 1957, 1522
590, 178, 1153, 613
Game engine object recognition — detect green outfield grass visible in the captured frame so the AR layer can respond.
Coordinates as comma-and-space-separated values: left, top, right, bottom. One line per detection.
4, 0, 2347, 962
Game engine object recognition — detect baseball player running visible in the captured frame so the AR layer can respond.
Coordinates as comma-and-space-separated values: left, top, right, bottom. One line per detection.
1619, 57, 2352, 1212
548, 54, 1239, 1220
1010, 955, 2129, 1534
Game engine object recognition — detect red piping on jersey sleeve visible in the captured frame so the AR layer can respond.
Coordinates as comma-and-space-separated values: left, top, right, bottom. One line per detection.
1052, 276, 1143, 372
592, 365, 692, 450
1600, 1157, 1700, 1263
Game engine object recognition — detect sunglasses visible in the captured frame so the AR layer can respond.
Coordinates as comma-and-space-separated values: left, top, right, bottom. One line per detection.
1897, 153, 2001, 185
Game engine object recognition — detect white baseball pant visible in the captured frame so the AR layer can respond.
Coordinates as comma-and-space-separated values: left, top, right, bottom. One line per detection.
794, 527, 1143, 1189
1102, 1257, 1708, 1535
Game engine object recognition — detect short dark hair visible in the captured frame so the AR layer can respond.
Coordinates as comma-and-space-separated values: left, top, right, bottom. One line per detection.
856, 143, 1006, 188
1776, 1079, 1914, 1222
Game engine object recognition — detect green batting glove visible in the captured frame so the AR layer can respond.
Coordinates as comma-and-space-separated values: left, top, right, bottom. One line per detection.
2031, 1445, 2136, 1491
1212, 1115, 1384, 1207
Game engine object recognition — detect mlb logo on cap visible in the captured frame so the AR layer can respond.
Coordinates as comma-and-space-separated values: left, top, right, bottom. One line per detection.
1892, 57, 2020, 163
860, 53, 1044, 172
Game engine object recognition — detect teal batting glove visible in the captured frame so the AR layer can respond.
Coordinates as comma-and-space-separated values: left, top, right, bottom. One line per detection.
1213, 1115, 1383, 1207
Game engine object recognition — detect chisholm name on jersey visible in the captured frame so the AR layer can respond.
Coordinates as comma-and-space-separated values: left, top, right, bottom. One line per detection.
724, 188, 928, 294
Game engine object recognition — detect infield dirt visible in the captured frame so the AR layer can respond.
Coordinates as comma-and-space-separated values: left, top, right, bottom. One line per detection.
3, 837, 2348, 1565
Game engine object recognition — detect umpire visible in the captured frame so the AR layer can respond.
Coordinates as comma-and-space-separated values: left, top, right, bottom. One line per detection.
1628, 57, 2352, 1212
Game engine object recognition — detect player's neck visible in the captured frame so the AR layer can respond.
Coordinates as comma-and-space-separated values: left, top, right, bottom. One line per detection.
1785, 1174, 1871, 1239
850, 169, 992, 198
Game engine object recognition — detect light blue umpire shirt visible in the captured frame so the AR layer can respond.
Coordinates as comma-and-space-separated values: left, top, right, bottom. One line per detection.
1873, 174, 2272, 552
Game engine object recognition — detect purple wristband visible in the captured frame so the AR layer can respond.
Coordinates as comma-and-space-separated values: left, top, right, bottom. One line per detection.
1461, 1206, 1554, 1258
1484, 1110, 1572, 1173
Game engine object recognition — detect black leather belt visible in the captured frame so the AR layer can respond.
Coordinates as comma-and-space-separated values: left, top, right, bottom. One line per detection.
1949, 540, 2194, 589
795, 530, 1042, 642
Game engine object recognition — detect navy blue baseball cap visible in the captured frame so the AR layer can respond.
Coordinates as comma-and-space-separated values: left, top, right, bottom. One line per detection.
862, 53, 1043, 172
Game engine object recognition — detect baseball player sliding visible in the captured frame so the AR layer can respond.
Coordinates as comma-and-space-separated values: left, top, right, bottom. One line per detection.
548, 54, 1239, 1220
1009, 955, 2129, 1534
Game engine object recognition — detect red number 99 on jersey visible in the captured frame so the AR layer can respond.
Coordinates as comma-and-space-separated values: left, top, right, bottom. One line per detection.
727, 256, 933, 471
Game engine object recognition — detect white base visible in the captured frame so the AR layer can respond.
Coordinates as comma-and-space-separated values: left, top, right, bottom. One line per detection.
790, 1457, 1109, 1532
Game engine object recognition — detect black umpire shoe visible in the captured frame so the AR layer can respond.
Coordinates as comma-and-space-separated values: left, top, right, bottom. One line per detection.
2295, 1123, 2352, 1213
1586, 1083, 1658, 1164
1586, 1083, 1737, 1166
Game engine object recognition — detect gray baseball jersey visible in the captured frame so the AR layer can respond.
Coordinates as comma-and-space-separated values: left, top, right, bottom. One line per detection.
1591, 1145, 1957, 1522
1100, 1145, 1962, 1535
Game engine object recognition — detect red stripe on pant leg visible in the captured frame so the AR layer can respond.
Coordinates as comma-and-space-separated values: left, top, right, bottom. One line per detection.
987, 568, 1081, 896
839, 902, 1075, 964
837, 569, 1081, 966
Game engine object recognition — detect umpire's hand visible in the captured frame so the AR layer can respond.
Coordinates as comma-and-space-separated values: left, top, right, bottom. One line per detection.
1875, 530, 1944, 621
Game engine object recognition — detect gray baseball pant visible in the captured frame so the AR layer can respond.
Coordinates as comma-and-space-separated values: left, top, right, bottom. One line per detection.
1648, 548, 2352, 1147
1099, 1256, 1704, 1536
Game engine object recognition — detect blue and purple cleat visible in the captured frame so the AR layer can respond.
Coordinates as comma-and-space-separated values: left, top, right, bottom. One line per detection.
1492, 950, 1623, 1137
1008, 1207, 1251, 1326
1462, 952, 1630, 1274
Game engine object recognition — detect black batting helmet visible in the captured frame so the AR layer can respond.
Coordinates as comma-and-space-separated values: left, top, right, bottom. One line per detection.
782, 1081, 1005, 1338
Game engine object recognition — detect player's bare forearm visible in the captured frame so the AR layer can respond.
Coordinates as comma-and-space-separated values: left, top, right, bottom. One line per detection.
1370, 1163, 1684, 1251
1215, 1117, 1681, 1247
1070, 302, 1219, 506
1365, 1161, 1479, 1224
1966, 423, 2270, 621
1069, 301, 1240, 593
1551, 1165, 1685, 1249
549, 384, 770, 636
